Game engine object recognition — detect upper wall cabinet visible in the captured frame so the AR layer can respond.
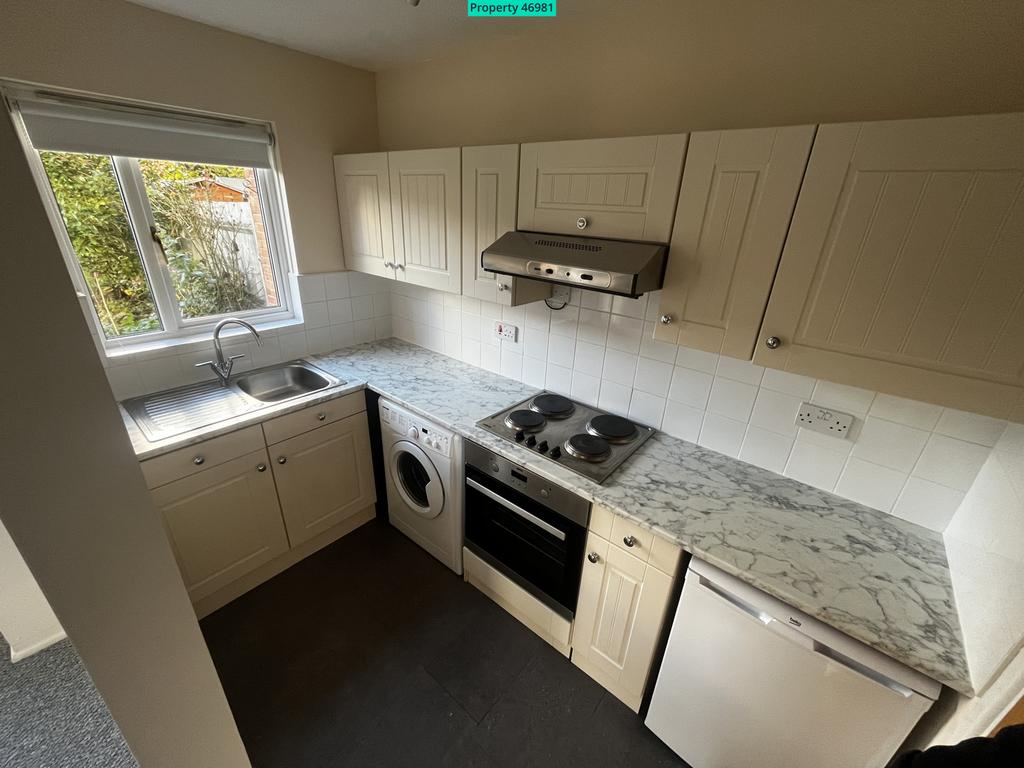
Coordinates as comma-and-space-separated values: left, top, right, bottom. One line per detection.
334, 152, 395, 279
754, 113, 1024, 421
655, 126, 815, 358
389, 148, 462, 294
518, 135, 688, 242
462, 144, 550, 307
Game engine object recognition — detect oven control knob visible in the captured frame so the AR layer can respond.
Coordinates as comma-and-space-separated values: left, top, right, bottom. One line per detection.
490, 461, 500, 473
407, 427, 418, 439
540, 488, 550, 499
537, 440, 548, 452
526, 435, 537, 447
587, 552, 600, 564
515, 430, 525, 442
549, 446, 561, 459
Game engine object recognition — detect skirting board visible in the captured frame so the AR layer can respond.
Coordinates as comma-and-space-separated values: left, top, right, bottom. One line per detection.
463, 547, 571, 657
193, 506, 375, 618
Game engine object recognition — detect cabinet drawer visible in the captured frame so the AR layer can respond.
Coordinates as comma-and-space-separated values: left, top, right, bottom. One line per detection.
140, 425, 264, 489
610, 516, 681, 575
262, 392, 365, 445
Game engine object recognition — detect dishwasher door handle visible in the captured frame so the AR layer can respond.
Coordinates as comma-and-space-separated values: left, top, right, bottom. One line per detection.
466, 478, 567, 542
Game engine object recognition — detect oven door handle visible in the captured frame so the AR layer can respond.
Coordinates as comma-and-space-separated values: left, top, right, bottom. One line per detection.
466, 477, 567, 542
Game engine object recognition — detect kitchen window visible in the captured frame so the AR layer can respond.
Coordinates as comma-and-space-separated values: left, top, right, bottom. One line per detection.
8, 91, 295, 350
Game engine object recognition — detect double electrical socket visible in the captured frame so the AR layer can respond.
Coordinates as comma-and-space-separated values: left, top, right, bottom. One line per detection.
795, 402, 854, 438
493, 321, 518, 342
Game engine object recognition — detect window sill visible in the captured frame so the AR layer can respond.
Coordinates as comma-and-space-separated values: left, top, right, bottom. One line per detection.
103, 316, 305, 363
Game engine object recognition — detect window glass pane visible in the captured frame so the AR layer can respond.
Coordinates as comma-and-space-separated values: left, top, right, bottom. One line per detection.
138, 160, 280, 320
39, 151, 161, 338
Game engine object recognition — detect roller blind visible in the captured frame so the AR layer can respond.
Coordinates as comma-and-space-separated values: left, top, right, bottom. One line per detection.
16, 95, 273, 168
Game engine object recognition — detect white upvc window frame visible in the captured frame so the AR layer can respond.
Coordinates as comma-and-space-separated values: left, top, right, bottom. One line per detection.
8, 97, 298, 356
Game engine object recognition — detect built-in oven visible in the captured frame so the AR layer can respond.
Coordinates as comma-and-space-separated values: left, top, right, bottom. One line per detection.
464, 440, 590, 618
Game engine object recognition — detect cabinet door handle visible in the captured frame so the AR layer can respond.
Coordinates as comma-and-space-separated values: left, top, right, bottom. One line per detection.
256, 463, 267, 472
587, 552, 600, 564
765, 336, 782, 349
277, 456, 287, 464
659, 314, 673, 325
622, 535, 637, 548
192, 455, 205, 466
317, 412, 326, 421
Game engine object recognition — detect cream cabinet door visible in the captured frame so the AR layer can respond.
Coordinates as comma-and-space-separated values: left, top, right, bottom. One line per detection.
271, 411, 376, 546
151, 449, 289, 602
571, 533, 675, 712
389, 148, 462, 294
518, 134, 688, 242
755, 113, 1024, 421
334, 152, 396, 279
655, 126, 815, 358
462, 144, 551, 307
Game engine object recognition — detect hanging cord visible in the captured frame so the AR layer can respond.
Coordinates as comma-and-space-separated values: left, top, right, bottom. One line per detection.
545, 296, 569, 310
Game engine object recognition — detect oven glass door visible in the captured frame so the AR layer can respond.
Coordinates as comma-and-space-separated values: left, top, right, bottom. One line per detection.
464, 465, 586, 617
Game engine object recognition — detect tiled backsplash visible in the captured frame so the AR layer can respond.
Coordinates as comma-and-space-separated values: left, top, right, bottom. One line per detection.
391, 282, 1013, 532
100, 271, 392, 401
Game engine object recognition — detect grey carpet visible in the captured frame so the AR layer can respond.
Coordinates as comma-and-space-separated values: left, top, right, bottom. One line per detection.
0, 635, 136, 768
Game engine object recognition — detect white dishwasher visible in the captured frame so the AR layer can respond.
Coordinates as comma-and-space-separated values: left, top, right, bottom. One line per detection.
645, 559, 940, 768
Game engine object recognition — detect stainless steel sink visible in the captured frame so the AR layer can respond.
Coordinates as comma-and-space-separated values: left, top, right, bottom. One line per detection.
124, 360, 341, 442
235, 363, 333, 403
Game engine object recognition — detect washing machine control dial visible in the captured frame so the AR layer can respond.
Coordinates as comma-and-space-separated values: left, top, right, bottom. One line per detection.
407, 427, 419, 439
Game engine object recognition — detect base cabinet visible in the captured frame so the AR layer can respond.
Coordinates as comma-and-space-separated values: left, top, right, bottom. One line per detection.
150, 448, 289, 603
269, 411, 376, 547
571, 527, 679, 712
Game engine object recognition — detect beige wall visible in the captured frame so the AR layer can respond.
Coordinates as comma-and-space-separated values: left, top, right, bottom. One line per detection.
0, 108, 250, 766
376, 0, 1024, 150
0, 0, 378, 274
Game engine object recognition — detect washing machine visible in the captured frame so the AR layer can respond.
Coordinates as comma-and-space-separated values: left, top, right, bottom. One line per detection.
379, 398, 464, 574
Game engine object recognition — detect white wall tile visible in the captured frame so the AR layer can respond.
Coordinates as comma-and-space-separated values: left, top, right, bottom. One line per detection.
443, 331, 460, 358
525, 302, 550, 331
668, 366, 714, 409
698, 413, 746, 458
461, 297, 481, 315
634, 357, 673, 397
740, 426, 795, 474
522, 357, 546, 388
639, 323, 678, 363
581, 291, 613, 312
577, 308, 610, 345
279, 331, 309, 360
715, 356, 764, 386
749, 389, 803, 437
611, 294, 648, 319
996, 423, 1024, 455
547, 333, 576, 364
461, 339, 481, 368
105, 365, 144, 400
851, 417, 929, 473
501, 304, 526, 327
305, 326, 333, 354
524, 330, 549, 361
795, 424, 855, 456
628, 391, 666, 428
500, 349, 523, 380
327, 298, 354, 325
323, 272, 350, 300
913, 434, 992, 491
784, 442, 846, 492
835, 458, 906, 512
329, 323, 354, 350
297, 274, 326, 304
892, 477, 965, 531
549, 305, 579, 337
373, 316, 392, 339
606, 315, 644, 353
811, 380, 876, 415
573, 341, 605, 377
351, 295, 373, 321
598, 380, 632, 416
480, 342, 501, 374
250, 336, 282, 368
868, 393, 943, 431
426, 302, 444, 329
462, 313, 481, 341
302, 301, 329, 329
545, 363, 572, 395
934, 409, 1007, 447
759, 369, 815, 399
602, 349, 638, 387
674, 346, 719, 375
138, 355, 184, 393
707, 378, 758, 422
371, 292, 391, 318
570, 371, 600, 406
443, 306, 461, 334
661, 402, 704, 442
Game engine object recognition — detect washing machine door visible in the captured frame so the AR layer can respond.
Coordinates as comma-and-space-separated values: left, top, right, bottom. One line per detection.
389, 441, 445, 519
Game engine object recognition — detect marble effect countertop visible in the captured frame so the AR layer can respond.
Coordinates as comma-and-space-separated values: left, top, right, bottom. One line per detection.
123, 338, 972, 694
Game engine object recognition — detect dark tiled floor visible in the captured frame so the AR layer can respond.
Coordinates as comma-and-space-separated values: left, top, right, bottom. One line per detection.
201, 519, 685, 768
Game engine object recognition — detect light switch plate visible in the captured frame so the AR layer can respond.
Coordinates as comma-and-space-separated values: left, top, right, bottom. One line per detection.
494, 321, 518, 343
796, 402, 854, 438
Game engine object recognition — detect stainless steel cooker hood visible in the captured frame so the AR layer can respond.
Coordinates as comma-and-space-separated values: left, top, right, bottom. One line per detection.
481, 231, 668, 298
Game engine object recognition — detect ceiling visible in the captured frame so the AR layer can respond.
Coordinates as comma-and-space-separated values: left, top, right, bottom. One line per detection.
126, 0, 592, 71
